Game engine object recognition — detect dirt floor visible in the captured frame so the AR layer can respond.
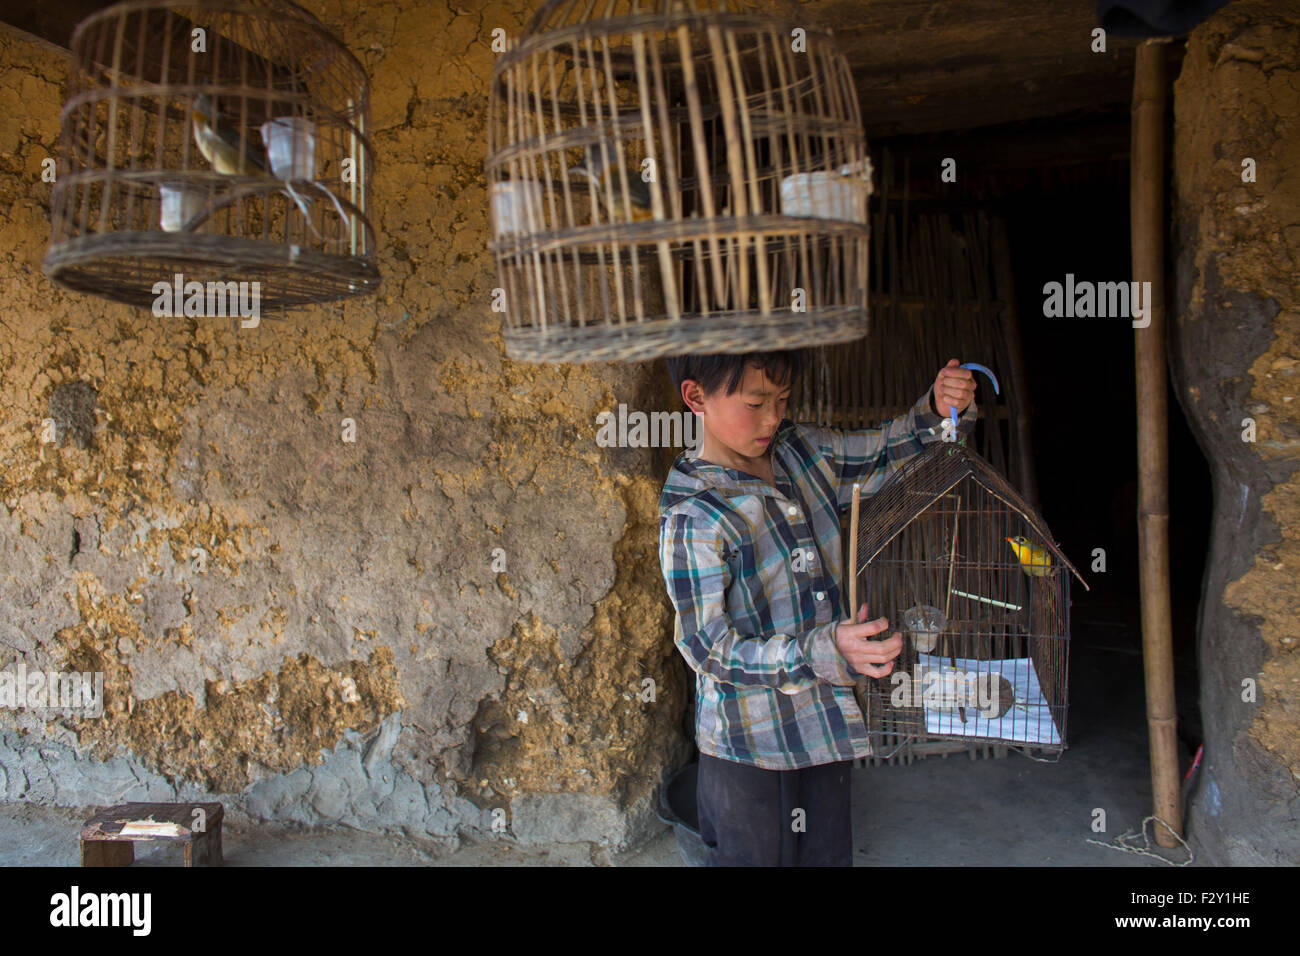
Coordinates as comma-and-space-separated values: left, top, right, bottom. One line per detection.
0, 600, 1201, 866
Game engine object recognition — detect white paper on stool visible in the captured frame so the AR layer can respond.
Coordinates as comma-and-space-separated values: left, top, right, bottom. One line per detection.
118, 819, 185, 838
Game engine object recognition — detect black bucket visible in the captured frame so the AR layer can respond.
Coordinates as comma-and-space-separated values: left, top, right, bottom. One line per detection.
656, 761, 709, 867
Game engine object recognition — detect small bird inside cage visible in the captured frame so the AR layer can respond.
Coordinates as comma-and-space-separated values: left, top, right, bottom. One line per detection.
569, 142, 653, 221
1007, 535, 1055, 577
191, 95, 269, 176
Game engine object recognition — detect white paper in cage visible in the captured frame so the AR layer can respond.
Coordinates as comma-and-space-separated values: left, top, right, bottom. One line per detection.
915, 653, 1061, 745
779, 170, 870, 223
491, 180, 544, 239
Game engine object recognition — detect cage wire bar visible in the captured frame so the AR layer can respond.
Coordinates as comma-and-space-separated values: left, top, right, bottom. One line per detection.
44, 0, 379, 311
849, 444, 1088, 762
486, 0, 872, 364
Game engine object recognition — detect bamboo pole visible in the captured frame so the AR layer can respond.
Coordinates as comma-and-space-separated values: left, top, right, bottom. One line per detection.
849, 483, 871, 738
1132, 38, 1181, 849
848, 482, 861, 619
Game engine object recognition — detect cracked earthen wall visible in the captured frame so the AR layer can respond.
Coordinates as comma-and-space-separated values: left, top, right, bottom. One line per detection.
0, 1, 689, 850
1170, 0, 1300, 863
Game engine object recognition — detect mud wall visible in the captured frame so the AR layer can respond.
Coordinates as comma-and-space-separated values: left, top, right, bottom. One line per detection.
1170, 0, 1300, 864
0, 1, 688, 851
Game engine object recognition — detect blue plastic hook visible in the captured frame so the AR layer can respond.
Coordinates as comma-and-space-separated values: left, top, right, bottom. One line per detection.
949, 362, 1000, 432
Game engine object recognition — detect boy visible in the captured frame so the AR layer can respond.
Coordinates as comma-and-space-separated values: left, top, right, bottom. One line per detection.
657, 349, 979, 866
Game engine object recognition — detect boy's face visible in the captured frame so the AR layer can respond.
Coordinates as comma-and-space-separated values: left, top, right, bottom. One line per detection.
682, 362, 792, 473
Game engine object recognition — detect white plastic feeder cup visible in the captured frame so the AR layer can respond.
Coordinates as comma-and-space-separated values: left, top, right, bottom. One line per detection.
159, 181, 206, 232
490, 180, 544, 239
260, 117, 316, 180
779, 171, 868, 223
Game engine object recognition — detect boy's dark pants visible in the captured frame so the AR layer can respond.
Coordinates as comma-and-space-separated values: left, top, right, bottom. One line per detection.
696, 752, 853, 866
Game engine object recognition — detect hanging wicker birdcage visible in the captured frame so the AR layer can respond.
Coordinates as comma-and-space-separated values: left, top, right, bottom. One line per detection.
486, 0, 871, 364
44, 0, 379, 313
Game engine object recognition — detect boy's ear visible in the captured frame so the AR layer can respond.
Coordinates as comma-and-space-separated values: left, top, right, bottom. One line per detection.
682, 379, 708, 413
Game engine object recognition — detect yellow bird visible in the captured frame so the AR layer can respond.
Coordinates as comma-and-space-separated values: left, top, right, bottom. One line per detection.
1006, 535, 1054, 577
570, 142, 655, 222
191, 94, 268, 176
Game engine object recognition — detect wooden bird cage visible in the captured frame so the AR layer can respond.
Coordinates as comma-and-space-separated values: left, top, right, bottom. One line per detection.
848, 443, 1089, 761
486, 0, 871, 364
44, 0, 379, 312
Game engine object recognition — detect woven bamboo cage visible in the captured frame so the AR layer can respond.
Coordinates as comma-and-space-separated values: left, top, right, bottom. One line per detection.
44, 0, 379, 313
486, 0, 871, 364
848, 444, 1089, 760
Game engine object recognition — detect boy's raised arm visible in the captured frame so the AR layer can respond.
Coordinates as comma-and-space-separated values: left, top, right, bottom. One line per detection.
807, 387, 978, 511
659, 511, 860, 692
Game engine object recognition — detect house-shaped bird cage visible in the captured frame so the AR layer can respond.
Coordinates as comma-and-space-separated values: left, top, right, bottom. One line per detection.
44, 0, 378, 313
485, 0, 871, 364
847, 442, 1089, 761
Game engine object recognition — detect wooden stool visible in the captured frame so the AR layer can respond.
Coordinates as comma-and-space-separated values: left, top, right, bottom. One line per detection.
80, 802, 224, 867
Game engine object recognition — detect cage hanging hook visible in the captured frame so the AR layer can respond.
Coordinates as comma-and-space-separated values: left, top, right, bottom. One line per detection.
948, 362, 1000, 438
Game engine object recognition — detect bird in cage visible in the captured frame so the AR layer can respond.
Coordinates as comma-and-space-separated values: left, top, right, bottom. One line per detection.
191, 95, 269, 176
1006, 535, 1055, 578
569, 142, 654, 221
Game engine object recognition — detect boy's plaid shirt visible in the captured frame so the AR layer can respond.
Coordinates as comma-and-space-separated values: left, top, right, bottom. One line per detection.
658, 390, 977, 769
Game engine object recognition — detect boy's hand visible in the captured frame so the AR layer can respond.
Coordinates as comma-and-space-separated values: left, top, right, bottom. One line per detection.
931, 358, 976, 416
835, 602, 903, 678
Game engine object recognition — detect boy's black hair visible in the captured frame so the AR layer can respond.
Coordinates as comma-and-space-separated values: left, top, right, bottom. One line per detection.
665, 349, 807, 404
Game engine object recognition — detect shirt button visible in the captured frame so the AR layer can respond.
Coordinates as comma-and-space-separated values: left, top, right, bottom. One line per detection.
787, 505, 798, 516
816, 591, 826, 601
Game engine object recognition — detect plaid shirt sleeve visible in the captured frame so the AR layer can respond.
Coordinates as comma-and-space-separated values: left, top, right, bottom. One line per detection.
659, 511, 861, 692
811, 388, 979, 510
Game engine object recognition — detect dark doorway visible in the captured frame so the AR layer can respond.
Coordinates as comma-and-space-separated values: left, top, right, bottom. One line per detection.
1001, 160, 1210, 761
